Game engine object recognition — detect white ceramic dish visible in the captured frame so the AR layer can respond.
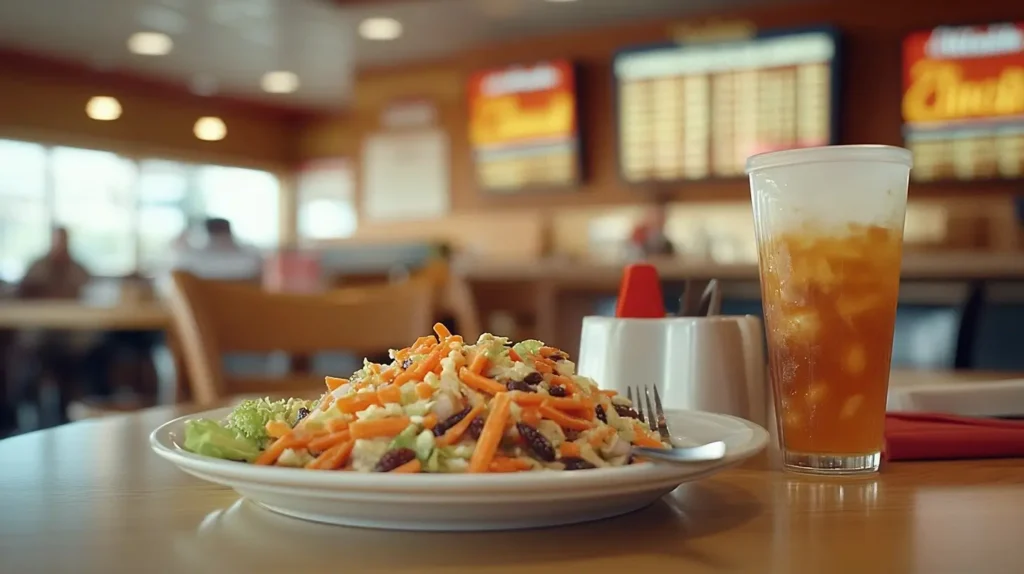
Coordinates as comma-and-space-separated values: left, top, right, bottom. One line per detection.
151, 407, 768, 531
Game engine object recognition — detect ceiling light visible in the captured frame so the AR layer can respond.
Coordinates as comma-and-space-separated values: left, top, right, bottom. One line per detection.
127, 31, 173, 56
85, 96, 122, 121
261, 71, 300, 94
194, 117, 227, 141
359, 18, 402, 41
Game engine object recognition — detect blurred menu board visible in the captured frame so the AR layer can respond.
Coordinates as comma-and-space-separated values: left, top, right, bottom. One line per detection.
468, 60, 580, 193
902, 23, 1024, 182
614, 29, 837, 182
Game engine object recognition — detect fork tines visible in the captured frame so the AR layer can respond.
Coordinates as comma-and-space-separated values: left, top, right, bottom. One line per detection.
627, 385, 672, 443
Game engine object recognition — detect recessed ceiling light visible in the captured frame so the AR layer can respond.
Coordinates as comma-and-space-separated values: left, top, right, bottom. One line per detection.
359, 17, 402, 41
261, 71, 300, 94
127, 31, 173, 56
194, 117, 227, 141
85, 96, 122, 121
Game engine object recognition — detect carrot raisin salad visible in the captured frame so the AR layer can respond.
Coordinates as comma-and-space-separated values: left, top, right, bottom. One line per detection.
183, 324, 668, 472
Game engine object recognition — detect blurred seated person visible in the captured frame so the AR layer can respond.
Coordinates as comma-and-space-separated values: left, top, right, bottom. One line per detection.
169, 217, 263, 281
17, 227, 90, 300
10, 227, 95, 425
628, 194, 675, 258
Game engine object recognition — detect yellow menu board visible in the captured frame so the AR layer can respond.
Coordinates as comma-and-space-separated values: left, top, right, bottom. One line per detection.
468, 61, 580, 193
903, 22, 1024, 182
614, 29, 837, 183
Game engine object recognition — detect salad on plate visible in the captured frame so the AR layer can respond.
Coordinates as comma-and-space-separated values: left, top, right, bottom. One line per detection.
183, 324, 669, 473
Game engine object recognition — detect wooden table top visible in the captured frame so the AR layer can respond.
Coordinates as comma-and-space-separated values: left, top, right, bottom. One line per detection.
0, 300, 172, 330
2, 374, 1024, 573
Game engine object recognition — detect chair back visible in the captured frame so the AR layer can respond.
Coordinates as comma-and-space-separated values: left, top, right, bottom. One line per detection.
168, 271, 433, 405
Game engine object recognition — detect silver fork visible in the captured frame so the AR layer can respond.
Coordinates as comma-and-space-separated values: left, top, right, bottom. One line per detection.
626, 384, 727, 463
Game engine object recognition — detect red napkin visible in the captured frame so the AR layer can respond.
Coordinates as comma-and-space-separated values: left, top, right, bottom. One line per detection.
885, 412, 1024, 461
615, 263, 666, 318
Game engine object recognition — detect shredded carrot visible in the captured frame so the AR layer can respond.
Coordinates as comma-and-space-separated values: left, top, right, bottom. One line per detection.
377, 384, 402, 404
520, 407, 542, 427
433, 322, 452, 340
468, 353, 489, 375
421, 413, 438, 430
559, 442, 581, 458
459, 368, 507, 395
600, 389, 618, 397
437, 403, 485, 447
415, 382, 434, 400
412, 335, 437, 350
631, 423, 665, 448
326, 418, 350, 432
488, 457, 532, 473
542, 396, 594, 414
509, 392, 545, 406
394, 343, 446, 386
539, 404, 594, 431
391, 459, 422, 473
308, 429, 352, 452
255, 433, 303, 465
508, 348, 522, 362
395, 347, 412, 362
265, 420, 291, 439
534, 361, 553, 374
380, 368, 397, 383
369, 363, 381, 374
539, 346, 562, 358
335, 393, 380, 414
349, 416, 412, 440
325, 376, 349, 392
469, 393, 513, 473
306, 440, 354, 470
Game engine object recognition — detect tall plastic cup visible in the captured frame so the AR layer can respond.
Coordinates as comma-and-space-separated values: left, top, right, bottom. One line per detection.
746, 145, 912, 475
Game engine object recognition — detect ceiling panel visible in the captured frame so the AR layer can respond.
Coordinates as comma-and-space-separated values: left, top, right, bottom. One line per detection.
0, 0, 799, 110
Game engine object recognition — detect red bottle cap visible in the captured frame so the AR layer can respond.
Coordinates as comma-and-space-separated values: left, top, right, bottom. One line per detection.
615, 263, 666, 318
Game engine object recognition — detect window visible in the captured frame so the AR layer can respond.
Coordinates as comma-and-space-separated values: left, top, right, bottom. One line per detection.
0, 140, 49, 282
0, 139, 282, 280
197, 165, 281, 249
52, 147, 137, 277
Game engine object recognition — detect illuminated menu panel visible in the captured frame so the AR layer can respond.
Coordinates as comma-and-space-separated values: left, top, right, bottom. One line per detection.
468, 60, 581, 193
902, 23, 1024, 182
614, 30, 837, 183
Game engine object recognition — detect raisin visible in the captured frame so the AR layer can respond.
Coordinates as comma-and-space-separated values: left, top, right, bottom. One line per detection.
523, 372, 544, 386
548, 385, 567, 398
432, 406, 471, 437
548, 353, 567, 362
516, 422, 555, 462
506, 380, 535, 393
373, 448, 416, 472
595, 405, 607, 424
400, 357, 414, 370
563, 429, 581, 442
614, 404, 640, 419
294, 407, 310, 426
466, 417, 485, 440
561, 457, 596, 471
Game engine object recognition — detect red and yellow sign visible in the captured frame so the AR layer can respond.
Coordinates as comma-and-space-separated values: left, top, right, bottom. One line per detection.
468, 61, 577, 148
902, 23, 1024, 125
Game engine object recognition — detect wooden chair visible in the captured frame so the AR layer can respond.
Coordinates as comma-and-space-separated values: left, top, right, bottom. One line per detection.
168, 270, 434, 406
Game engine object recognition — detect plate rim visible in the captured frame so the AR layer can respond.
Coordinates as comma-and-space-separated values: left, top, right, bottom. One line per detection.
150, 406, 768, 493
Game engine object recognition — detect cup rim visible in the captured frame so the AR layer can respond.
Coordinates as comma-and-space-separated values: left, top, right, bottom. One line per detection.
582, 315, 750, 324
745, 145, 913, 174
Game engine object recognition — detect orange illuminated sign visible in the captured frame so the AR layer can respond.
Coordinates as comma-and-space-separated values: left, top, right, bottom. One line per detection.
902, 23, 1024, 125
468, 61, 577, 148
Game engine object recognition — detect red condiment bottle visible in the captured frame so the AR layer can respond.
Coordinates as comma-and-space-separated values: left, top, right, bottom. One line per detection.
614, 263, 666, 318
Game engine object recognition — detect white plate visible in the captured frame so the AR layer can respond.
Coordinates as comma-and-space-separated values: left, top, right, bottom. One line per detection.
150, 407, 768, 531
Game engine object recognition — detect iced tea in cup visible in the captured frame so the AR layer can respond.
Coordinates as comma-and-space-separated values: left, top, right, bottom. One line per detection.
746, 145, 912, 475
